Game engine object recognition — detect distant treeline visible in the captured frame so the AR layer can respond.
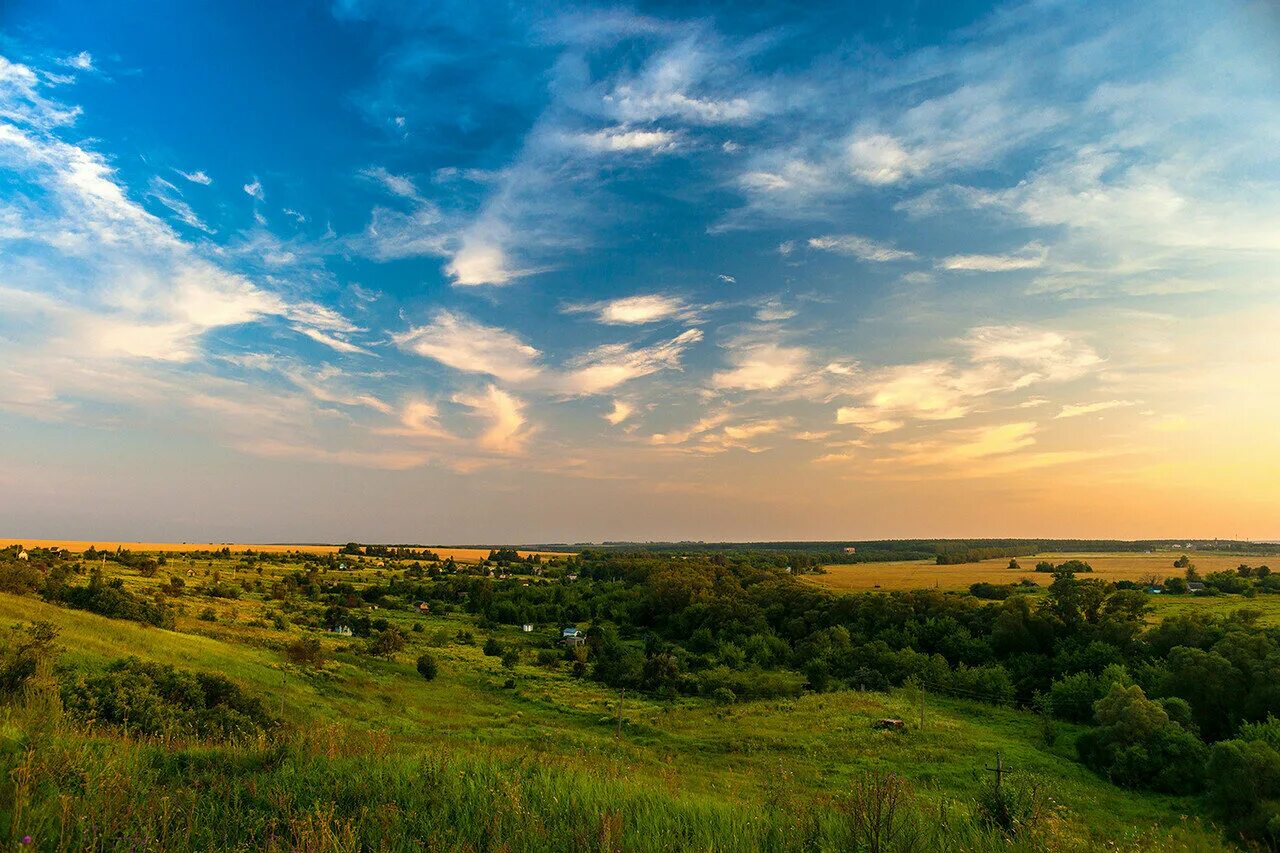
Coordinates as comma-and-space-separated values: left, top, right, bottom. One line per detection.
550, 539, 1280, 566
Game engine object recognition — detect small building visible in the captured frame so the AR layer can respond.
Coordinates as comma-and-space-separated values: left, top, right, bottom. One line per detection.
843, 547, 857, 555
415, 602, 431, 614
562, 626, 585, 646
17, 550, 29, 561
565, 573, 579, 582
331, 625, 353, 637
1147, 587, 1163, 594
521, 624, 534, 632
1187, 582, 1207, 592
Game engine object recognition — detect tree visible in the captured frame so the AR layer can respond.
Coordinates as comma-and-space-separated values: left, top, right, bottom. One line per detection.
368, 628, 407, 658
1008, 558, 1021, 570
416, 653, 439, 681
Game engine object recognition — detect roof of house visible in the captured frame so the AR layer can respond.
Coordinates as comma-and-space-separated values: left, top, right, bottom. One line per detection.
562, 627, 580, 636
1187, 582, 1206, 590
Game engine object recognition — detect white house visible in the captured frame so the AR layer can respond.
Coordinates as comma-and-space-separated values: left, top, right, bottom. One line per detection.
521, 624, 534, 632
562, 626, 585, 646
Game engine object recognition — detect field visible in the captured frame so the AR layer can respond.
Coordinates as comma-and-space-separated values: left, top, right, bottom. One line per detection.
0, 538, 568, 562
0, 545, 1233, 851
807, 550, 1280, 592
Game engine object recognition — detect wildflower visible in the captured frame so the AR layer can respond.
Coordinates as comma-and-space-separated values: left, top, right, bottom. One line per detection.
21, 837, 33, 846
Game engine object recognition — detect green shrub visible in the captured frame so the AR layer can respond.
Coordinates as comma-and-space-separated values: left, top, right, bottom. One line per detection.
416, 654, 438, 681
61, 657, 276, 739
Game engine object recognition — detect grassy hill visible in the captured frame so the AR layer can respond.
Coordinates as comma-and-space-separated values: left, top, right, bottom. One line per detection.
0, 553, 1231, 852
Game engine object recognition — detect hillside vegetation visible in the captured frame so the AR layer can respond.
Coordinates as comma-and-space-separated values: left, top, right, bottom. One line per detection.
1, 542, 1268, 850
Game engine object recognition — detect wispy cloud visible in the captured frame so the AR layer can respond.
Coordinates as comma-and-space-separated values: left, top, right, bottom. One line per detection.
807, 234, 916, 262
393, 310, 542, 382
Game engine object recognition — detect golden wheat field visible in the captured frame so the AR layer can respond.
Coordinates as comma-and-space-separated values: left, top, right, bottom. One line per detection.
0, 538, 570, 563
806, 551, 1280, 592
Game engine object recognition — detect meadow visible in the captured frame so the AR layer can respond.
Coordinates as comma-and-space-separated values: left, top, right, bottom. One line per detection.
0, 543, 1261, 850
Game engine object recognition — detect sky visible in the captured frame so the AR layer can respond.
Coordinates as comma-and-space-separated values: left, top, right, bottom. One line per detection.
0, 0, 1278, 544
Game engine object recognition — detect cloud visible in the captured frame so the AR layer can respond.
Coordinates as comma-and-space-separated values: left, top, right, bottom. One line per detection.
242, 179, 264, 200
574, 126, 678, 153
892, 421, 1040, 467
393, 310, 542, 382
446, 233, 526, 286
835, 325, 1102, 430
147, 177, 212, 233
712, 341, 810, 391
291, 325, 372, 356
939, 242, 1047, 272
559, 328, 702, 395
453, 384, 530, 455
604, 399, 633, 425
846, 133, 925, 185
566, 293, 692, 325
360, 166, 421, 200
176, 169, 212, 185
807, 234, 916, 262
754, 298, 795, 322
1055, 399, 1137, 419
59, 51, 94, 72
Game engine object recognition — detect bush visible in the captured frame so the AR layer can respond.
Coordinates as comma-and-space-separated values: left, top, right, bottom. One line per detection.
45, 569, 175, 628
285, 637, 327, 668
969, 582, 1012, 600
483, 637, 503, 657
973, 774, 1045, 837
198, 608, 218, 622
0, 621, 57, 699
416, 654, 439, 681
711, 687, 736, 705
61, 657, 276, 739
501, 649, 520, 669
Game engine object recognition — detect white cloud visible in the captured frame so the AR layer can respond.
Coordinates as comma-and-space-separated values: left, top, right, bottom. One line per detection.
604, 399, 633, 425
176, 169, 212, 185
1055, 399, 1136, 419
291, 325, 371, 356
446, 236, 524, 287
712, 341, 810, 391
360, 166, 421, 200
559, 328, 702, 395
59, 51, 94, 72
568, 293, 691, 325
835, 325, 1102, 431
808, 234, 916, 262
939, 242, 1047, 272
242, 179, 264, 200
846, 133, 924, 185
754, 298, 795, 322
575, 126, 678, 153
393, 310, 542, 382
453, 384, 530, 455
892, 422, 1040, 466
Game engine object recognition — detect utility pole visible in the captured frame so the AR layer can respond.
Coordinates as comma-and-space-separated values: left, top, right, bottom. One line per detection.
984, 751, 1009, 790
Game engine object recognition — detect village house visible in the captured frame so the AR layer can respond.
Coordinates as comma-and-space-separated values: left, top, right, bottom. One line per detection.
521, 624, 534, 632
415, 602, 430, 614
562, 626, 585, 646
1187, 582, 1207, 592
331, 625, 353, 637
17, 550, 29, 561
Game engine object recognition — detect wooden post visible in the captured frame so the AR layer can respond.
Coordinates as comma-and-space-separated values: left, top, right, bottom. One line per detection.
615, 687, 625, 739
984, 751, 1009, 790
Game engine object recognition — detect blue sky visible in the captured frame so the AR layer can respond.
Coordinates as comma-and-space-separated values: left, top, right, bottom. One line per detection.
1, 0, 1278, 543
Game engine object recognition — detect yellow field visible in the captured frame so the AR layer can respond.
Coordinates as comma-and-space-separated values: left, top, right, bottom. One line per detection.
0, 538, 570, 562
806, 551, 1280, 592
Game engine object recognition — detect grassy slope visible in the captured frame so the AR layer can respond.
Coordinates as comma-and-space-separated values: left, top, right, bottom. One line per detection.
0, 588, 1227, 850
